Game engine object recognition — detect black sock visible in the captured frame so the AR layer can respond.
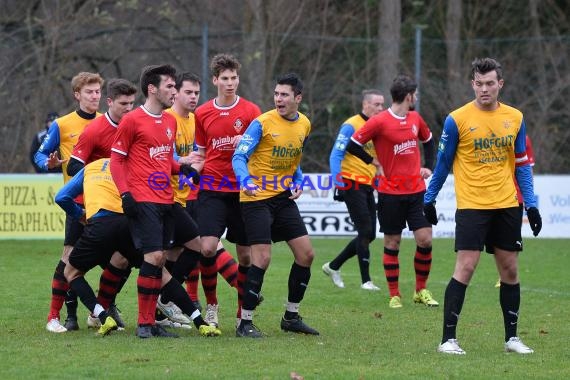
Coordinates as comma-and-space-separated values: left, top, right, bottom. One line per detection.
442, 277, 467, 343
111, 266, 131, 304
330, 238, 357, 270
69, 277, 97, 315
161, 278, 200, 326
500, 282, 520, 342
171, 248, 200, 284
65, 289, 78, 319
356, 237, 371, 283
242, 265, 265, 311
288, 262, 311, 304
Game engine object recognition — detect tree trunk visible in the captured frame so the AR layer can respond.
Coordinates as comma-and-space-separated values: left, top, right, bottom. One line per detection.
376, 0, 401, 94
445, 0, 463, 108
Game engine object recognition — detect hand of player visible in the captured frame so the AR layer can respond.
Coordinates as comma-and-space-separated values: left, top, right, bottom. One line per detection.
121, 192, 138, 217
526, 207, 542, 236
180, 164, 200, 185
423, 202, 438, 225
289, 184, 303, 200
243, 182, 259, 197
47, 152, 67, 169
372, 158, 385, 176
420, 167, 432, 179
333, 187, 345, 202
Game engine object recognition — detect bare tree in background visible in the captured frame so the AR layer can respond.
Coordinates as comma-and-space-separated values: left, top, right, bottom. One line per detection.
377, 0, 401, 93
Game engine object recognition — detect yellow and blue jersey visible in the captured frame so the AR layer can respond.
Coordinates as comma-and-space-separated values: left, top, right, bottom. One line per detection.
55, 158, 122, 220
329, 113, 376, 187
34, 109, 99, 183
166, 109, 197, 205
232, 109, 311, 202
425, 101, 536, 209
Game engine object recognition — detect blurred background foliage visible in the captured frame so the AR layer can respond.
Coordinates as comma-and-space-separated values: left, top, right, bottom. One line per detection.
1, 0, 568, 173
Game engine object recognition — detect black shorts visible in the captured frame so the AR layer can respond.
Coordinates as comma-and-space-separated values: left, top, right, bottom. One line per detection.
173, 202, 199, 246
185, 199, 198, 220
128, 202, 175, 254
343, 183, 376, 241
455, 207, 523, 253
64, 213, 84, 246
241, 191, 308, 245
69, 214, 141, 272
377, 192, 431, 234
197, 190, 248, 245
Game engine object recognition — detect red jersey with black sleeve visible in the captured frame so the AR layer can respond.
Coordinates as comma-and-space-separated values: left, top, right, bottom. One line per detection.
71, 112, 118, 164
351, 108, 433, 195
110, 106, 177, 204
195, 96, 261, 192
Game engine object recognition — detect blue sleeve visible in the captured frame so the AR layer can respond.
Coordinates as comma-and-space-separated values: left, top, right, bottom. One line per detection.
232, 120, 263, 187
514, 119, 537, 208
424, 115, 459, 204
172, 142, 180, 162
329, 124, 354, 187
34, 120, 61, 172
55, 168, 84, 219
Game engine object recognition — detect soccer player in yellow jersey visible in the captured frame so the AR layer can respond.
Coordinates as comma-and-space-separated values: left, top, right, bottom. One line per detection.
324, 89, 384, 291
232, 73, 319, 337
35, 71, 103, 333
424, 58, 542, 355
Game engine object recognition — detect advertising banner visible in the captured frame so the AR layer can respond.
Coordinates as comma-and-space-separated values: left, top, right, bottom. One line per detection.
1, 173, 568, 239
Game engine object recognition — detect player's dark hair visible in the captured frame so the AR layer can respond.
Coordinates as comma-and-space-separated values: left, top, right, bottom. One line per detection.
390, 75, 417, 103
106, 78, 137, 100
276, 73, 303, 96
210, 53, 241, 78
140, 64, 177, 98
175, 72, 201, 91
471, 57, 503, 80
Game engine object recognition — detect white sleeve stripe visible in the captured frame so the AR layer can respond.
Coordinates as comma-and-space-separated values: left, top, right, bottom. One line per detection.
111, 147, 127, 156
420, 132, 433, 143
515, 155, 528, 163
70, 155, 85, 164
349, 137, 363, 146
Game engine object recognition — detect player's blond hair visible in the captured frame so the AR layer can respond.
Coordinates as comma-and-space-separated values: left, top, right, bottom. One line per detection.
71, 72, 104, 94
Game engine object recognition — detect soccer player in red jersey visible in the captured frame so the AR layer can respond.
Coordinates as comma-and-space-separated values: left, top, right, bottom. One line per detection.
346, 74, 438, 309
194, 53, 262, 327
110, 64, 203, 338
68, 78, 137, 175
35, 71, 103, 333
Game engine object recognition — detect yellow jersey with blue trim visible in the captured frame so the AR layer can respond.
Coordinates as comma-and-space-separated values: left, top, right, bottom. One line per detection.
449, 101, 522, 209
339, 114, 376, 183
166, 108, 196, 205
83, 158, 122, 219
233, 109, 311, 202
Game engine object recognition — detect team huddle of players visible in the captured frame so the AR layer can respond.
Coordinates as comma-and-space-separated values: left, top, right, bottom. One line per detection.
34, 54, 541, 354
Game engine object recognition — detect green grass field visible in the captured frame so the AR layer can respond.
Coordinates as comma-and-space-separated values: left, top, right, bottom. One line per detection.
0, 238, 568, 379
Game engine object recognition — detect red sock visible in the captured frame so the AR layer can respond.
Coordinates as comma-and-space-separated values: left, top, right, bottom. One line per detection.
97, 265, 123, 309
216, 248, 238, 288
185, 264, 200, 302
236, 265, 249, 318
414, 246, 432, 291
383, 247, 400, 297
137, 262, 162, 325
47, 260, 68, 321
200, 256, 218, 305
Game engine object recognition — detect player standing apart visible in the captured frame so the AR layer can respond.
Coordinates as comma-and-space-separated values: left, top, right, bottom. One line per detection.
424, 58, 542, 355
